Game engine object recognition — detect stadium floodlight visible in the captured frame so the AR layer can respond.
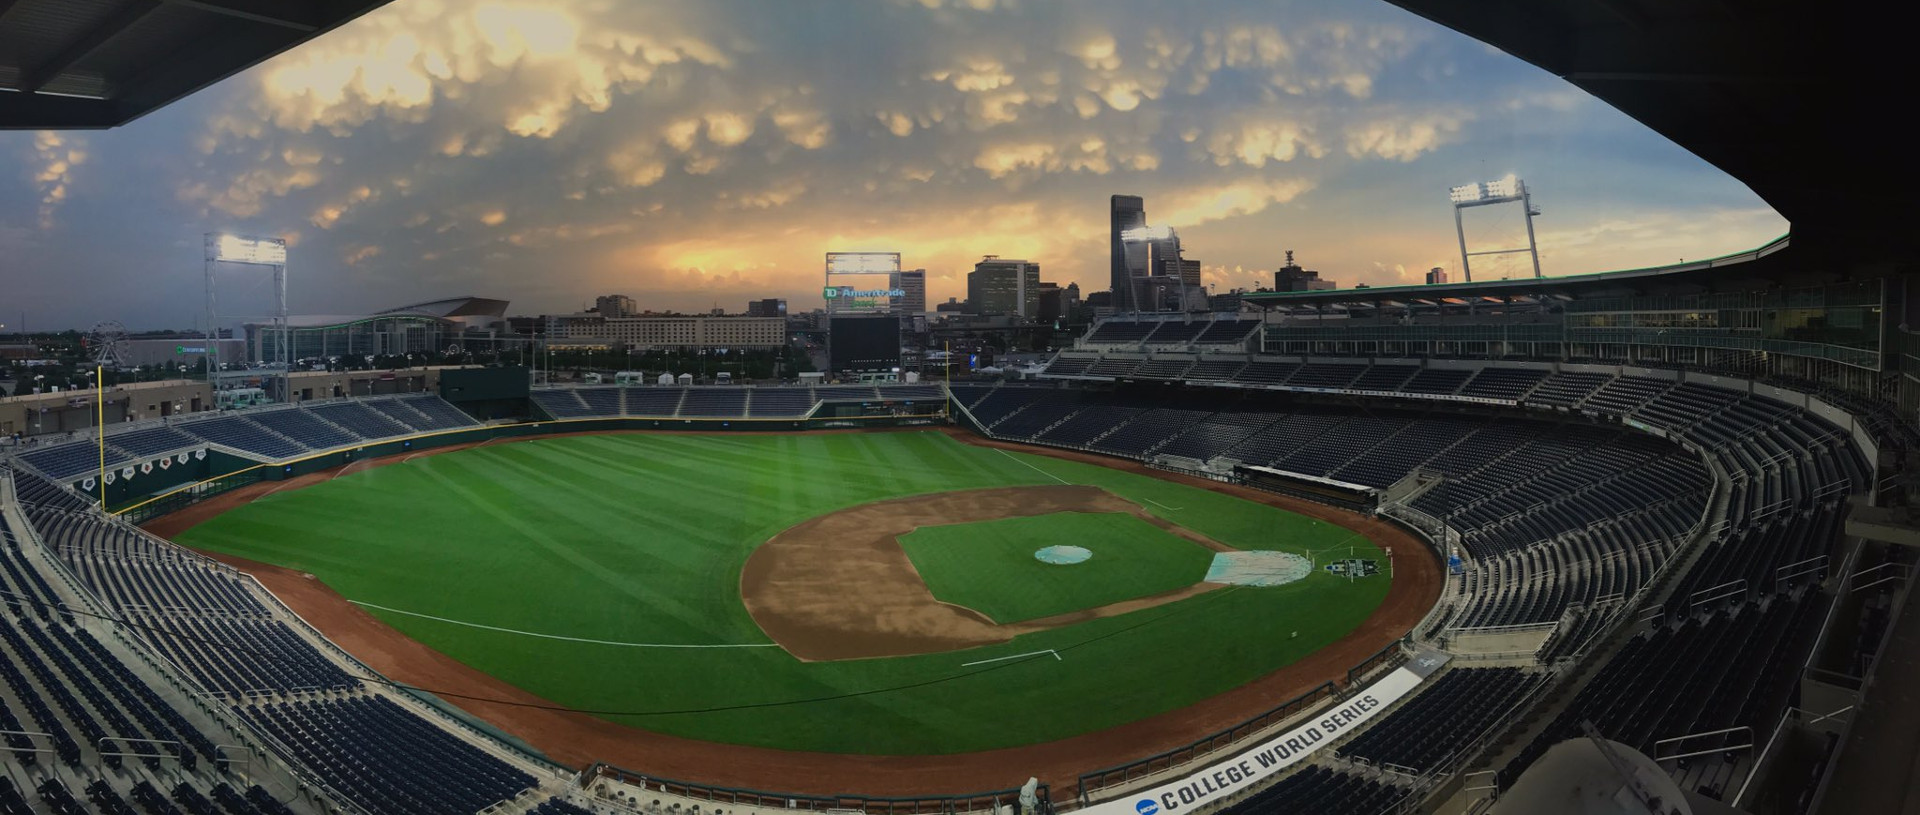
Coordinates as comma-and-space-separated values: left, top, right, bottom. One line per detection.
1118, 224, 1185, 314
205, 231, 290, 401
1448, 177, 1541, 282
825, 252, 902, 276
1120, 225, 1174, 242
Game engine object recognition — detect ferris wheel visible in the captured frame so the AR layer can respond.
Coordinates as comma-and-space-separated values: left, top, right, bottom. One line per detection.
87, 320, 131, 368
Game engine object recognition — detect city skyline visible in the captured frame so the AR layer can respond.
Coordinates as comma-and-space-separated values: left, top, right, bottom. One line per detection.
2, 0, 1785, 331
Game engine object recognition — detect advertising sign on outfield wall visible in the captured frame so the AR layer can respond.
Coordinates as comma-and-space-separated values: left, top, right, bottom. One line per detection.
1081, 651, 1448, 815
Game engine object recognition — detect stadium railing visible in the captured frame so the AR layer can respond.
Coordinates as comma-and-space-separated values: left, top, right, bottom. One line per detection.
1, 479, 352, 812
584, 763, 1050, 815
1075, 636, 1414, 805
1074, 681, 1338, 804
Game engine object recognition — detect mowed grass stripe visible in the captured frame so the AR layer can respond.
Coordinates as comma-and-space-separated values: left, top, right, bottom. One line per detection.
177, 431, 1389, 754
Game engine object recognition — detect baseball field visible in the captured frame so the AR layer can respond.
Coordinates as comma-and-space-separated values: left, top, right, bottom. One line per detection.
172, 430, 1392, 755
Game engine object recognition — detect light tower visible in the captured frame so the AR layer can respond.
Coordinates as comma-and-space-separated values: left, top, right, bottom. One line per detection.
205, 232, 289, 400
1449, 177, 1542, 282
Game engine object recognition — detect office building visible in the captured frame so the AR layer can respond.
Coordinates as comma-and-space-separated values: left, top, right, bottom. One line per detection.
967, 258, 1042, 317
747, 298, 788, 318
1274, 251, 1336, 292
1426, 267, 1449, 285
1110, 194, 1146, 311
890, 269, 927, 314
595, 294, 636, 318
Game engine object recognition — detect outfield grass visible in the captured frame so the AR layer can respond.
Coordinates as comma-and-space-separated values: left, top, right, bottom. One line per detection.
176, 431, 1389, 754
899, 512, 1214, 623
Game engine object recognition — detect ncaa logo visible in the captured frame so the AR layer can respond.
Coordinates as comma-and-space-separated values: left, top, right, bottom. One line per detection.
1135, 800, 1159, 815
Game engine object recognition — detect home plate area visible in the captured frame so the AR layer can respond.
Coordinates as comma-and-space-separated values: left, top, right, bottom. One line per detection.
1204, 551, 1313, 587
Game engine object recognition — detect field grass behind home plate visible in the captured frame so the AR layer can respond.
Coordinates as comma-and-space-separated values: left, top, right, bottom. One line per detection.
177, 430, 1383, 754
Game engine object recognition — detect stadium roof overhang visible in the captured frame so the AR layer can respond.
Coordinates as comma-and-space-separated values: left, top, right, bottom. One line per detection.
0, 0, 396, 129
1381, 0, 1907, 267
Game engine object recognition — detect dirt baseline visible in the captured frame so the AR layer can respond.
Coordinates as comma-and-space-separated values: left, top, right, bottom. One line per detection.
150, 426, 1442, 796
742, 485, 1230, 661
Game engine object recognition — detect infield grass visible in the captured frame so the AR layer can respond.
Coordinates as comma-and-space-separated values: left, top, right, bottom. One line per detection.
175, 430, 1390, 754
899, 512, 1215, 623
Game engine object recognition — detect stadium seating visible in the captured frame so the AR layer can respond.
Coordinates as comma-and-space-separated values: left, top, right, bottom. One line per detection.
0, 468, 559, 815
1400, 368, 1473, 395
7, 467, 90, 510
0, 344, 1879, 815
531, 390, 594, 418
1499, 594, 1823, 792
106, 425, 202, 458
1192, 320, 1261, 346
1083, 321, 1157, 344
626, 387, 688, 416
1085, 357, 1144, 378
1284, 363, 1368, 389
1349, 365, 1419, 391
1132, 358, 1195, 380
1037, 404, 1144, 447
390, 396, 480, 431
310, 401, 415, 438
1092, 408, 1215, 457
1218, 765, 1406, 815
176, 415, 307, 459
245, 408, 357, 450
242, 693, 537, 815
748, 388, 816, 417
1157, 411, 1285, 462
1339, 667, 1546, 773
878, 384, 944, 401
1185, 357, 1248, 381
1234, 359, 1300, 385
1041, 356, 1097, 376
575, 388, 625, 415
1522, 371, 1614, 408
677, 388, 749, 417
1456, 368, 1547, 400
18, 441, 131, 481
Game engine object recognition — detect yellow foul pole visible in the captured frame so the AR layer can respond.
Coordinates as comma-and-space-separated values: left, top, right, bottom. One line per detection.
96, 365, 106, 509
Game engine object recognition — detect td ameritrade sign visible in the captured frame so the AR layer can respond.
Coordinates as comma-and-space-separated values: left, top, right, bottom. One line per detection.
1082, 666, 1428, 815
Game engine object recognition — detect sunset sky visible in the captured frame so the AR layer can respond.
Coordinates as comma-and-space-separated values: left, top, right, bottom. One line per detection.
3, 0, 1787, 331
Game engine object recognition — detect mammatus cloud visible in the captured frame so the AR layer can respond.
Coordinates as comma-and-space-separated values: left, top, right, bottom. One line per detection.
2, 0, 1790, 329
30, 132, 86, 229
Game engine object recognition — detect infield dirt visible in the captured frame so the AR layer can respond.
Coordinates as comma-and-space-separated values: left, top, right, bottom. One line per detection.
741, 484, 1231, 661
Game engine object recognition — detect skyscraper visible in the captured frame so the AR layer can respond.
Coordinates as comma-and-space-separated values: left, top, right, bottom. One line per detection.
1110, 195, 1146, 311
890, 269, 927, 314
1426, 267, 1449, 285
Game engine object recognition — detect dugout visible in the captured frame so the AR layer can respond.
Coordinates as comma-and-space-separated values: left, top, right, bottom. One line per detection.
1236, 464, 1378, 513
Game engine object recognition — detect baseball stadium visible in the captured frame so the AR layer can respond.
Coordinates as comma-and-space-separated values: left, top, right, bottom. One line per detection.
0, 1, 1910, 815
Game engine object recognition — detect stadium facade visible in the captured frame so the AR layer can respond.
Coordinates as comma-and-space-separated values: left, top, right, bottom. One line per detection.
241, 296, 513, 362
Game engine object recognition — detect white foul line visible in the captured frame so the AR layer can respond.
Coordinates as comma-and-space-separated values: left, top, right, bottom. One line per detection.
996, 448, 1183, 510
349, 601, 780, 649
961, 649, 1061, 667
997, 449, 1072, 485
